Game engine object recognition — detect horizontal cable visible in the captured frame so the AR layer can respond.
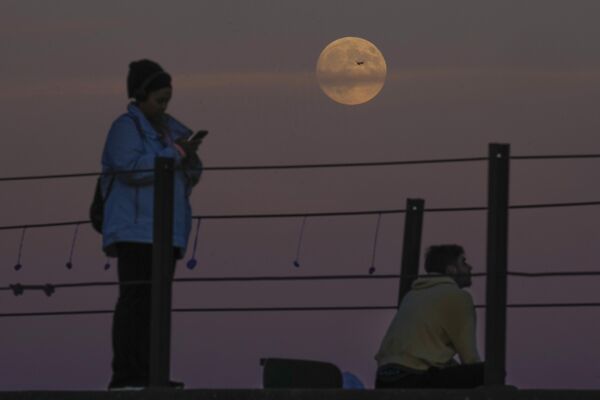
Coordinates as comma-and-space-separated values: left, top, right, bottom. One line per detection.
0, 157, 488, 183
509, 201, 600, 210
175, 273, 489, 284
176, 303, 600, 311
0, 219, 92, 231
194, 200, 600, 219
0, 273, 490, 296
0, 275, 396, 293
0, 275, 406, 294
424, 200, 600, 213
2, 153, 599, 184
0, 207, 410, 231
5, 269, 599, 294
2, 302, 600, 318
0, 208, 407, 230
423, 206, 486, 213
501, 302, 600, 309
9, 271, 598, 289
194, 208, 407, 220
0, 169, 154, 183
0, 171, 103, 182
0, 280, 149, 293
203, 157, 487, 171
173, 306, 398, 313
508, 271, 600, 277
511, 154, 600, 160
0, 307, 395, 318
175, 274, 402, 283
9, 270, 600, 296
5, 269, 600, 298
0, 310, 114, 318
3, 198, 599, 231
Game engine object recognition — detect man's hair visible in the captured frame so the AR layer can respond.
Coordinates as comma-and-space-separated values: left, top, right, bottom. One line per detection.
424, 245, 465, 274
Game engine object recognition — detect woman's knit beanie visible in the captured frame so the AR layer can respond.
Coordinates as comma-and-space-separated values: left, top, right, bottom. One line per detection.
127, 59, 172, 100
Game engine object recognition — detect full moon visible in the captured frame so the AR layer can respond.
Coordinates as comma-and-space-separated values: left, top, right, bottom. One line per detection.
316, 37, 387, 105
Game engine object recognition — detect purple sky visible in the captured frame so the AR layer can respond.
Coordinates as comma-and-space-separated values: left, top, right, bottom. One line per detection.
1, 0, 600, 390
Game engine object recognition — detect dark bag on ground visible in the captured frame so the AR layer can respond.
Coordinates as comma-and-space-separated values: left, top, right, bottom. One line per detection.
261, 358, 342, 388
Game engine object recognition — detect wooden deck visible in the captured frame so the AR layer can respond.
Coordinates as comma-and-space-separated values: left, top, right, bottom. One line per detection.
1, 389, 599, 400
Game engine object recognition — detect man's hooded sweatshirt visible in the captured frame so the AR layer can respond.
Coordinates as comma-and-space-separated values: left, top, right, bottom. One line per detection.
375, 276, 481, 371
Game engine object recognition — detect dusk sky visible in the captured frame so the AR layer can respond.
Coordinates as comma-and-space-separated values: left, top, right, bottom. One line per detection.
1, 0, 599, 390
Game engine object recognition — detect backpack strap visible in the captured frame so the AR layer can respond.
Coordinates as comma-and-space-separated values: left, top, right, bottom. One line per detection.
129, 114, 143, 139
103, 114, 143, 200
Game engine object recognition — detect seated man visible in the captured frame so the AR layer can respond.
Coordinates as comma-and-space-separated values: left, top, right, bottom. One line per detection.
374, 244, 484, 388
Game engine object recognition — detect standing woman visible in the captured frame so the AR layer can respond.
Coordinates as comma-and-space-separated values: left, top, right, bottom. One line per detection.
101, 59, 203, 390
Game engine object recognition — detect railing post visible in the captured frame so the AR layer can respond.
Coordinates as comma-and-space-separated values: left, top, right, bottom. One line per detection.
149, 157, 175, 388
398, 198, 425, 306
485, 143, 510, 386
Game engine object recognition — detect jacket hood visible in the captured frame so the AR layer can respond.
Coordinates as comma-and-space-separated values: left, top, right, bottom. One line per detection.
411, 275, 458, 290
127, 102, 192, 139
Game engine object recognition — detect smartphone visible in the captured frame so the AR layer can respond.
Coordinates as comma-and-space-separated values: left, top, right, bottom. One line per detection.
189, 130, 209, 142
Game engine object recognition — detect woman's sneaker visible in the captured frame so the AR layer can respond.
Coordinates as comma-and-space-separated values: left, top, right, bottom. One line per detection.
108, 379, 147, 391
168, 380, 185, 389
108, 379, 184, 390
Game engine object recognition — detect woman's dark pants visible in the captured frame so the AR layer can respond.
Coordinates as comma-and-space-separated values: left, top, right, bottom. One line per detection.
110, 242, 175, 387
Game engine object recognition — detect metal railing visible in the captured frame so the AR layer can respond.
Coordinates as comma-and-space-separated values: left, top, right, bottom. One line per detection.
1, 144, 599, 388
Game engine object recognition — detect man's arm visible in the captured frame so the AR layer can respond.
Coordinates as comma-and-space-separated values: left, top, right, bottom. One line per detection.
446, 291, 481, 364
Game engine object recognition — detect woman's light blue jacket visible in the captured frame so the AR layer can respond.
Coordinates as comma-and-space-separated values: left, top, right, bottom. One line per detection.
101, 103, 202, 258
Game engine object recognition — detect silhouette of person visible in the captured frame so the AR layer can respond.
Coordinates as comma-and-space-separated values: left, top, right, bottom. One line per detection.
100, 59, 203, 390
374, 245, 484, 388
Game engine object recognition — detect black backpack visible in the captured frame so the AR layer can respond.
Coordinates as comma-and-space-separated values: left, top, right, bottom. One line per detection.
90, 115, 142, 233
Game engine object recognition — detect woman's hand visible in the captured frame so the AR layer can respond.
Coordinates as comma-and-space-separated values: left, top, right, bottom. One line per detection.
175, 137, 202, 160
